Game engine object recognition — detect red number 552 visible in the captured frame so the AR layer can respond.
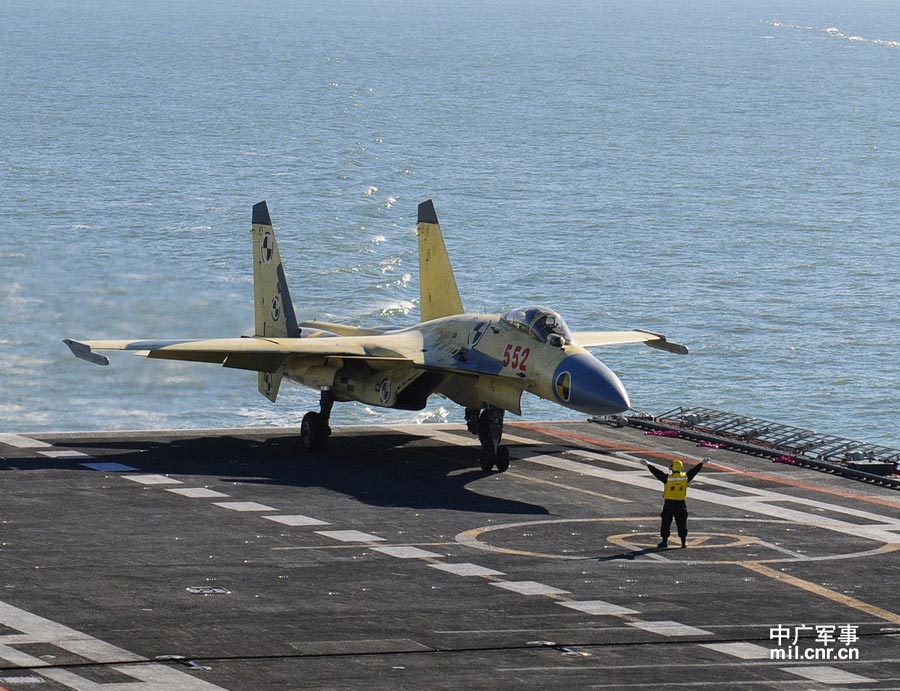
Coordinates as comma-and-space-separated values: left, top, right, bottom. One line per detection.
503, 344, 530, 372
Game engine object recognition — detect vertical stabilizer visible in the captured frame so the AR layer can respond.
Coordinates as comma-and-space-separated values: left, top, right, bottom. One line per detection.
251, 201, 297, 401
417, 200, 464, 321
251, 201, 299, 339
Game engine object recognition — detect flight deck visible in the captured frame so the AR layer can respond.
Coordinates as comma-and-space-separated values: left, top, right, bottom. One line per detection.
1, 420, 899, 690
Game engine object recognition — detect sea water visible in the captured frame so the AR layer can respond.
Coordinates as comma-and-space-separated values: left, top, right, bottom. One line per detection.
1, 0, 898, 446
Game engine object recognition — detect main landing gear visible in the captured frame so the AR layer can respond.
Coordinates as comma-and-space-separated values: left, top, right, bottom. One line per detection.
301, 388, 334, 452
466, 405, 510, 473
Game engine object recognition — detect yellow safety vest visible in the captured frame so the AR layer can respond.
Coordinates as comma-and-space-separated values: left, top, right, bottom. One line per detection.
663, 471, 688, 500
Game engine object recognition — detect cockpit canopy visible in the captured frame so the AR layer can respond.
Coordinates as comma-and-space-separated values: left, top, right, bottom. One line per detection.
501, 306, 573, 345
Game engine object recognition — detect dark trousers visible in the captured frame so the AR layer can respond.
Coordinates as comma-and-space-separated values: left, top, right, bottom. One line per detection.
661, 499, 688, 540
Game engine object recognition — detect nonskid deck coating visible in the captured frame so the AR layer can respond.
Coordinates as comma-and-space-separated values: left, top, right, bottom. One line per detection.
1, 420, 899, 690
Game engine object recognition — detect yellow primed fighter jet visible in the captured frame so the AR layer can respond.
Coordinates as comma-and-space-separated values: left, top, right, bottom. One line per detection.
65, 200, 686, 472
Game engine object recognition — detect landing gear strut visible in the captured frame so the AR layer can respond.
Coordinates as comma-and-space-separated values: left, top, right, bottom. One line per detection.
301, 388, 334, 452
466, 405, 510, 472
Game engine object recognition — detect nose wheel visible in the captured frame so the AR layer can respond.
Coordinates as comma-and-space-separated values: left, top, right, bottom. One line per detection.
467, 406, 510, 472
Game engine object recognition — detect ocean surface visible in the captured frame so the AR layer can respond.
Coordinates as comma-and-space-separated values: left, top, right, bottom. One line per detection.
2, 0, 898, 447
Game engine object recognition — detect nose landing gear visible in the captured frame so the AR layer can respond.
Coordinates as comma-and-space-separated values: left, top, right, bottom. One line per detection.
466, 405, 510, 472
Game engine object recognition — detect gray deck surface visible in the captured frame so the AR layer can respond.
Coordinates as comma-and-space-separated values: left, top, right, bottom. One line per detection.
1, 420, 899, 690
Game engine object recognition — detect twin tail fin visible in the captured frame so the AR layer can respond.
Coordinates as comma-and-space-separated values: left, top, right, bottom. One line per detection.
416, 200, 464, 322
251, 201, 298, 401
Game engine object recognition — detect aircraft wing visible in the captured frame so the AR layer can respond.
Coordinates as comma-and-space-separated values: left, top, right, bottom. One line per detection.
570, 329, 689, 355
63, 333, 425, 373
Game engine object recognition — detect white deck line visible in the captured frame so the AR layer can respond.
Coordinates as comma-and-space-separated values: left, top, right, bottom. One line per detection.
0, 600, 225, 690
166, 487, 231, 498
628, 620, 714, 637
39, 450, 93, 459
212, 501, 277, 512
123, 474, 183, 485
557, 600, 639, 616
315, 530, 386, 543
371, 546, 444, 559
428, 563, 506, 577
781, 665, 874, 684
263, 514, 330, 527
491, 581, 570, 596
0, 434, 52, 449
701, 642, 772, 659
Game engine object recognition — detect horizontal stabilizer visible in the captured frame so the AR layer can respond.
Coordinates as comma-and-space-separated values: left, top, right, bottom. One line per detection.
298, 320, 391, 337
258, 368, 284, 402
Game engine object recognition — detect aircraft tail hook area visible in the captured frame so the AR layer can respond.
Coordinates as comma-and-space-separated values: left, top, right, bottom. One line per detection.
64, 199, 687, 471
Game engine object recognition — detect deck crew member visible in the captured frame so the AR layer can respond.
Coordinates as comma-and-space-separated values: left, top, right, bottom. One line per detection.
643, 458, 705, 548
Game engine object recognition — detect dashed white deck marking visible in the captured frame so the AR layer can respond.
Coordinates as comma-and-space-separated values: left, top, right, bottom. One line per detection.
78, 461, 137, 472
701, 642, 772, 659
428, 563, 506, 577
388, 425, 550, 450
391, 426, 478, 447
371, 546, 443, 559
316, 530, 386, 543
490, 581, 570, 596
0, 434, 52, 449
628, 620, 714, 637
499, 432, 551, 447
262, 514, 330, 527
212, 501, 277, 512
166, 487, 231, 498
0, 599, 225, 690
781, 666, 875, 684
557, 600, 638, 616
123, 474, 182, 485
38, 450, 93, 460
0, 675, 45, 684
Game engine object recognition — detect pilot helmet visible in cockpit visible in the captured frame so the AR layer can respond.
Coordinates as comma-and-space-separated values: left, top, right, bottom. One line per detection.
502, 306, 572, 346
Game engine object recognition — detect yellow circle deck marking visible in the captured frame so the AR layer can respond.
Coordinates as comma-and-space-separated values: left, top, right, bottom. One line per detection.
607, 532, 757, 550
456, 517, 900, 564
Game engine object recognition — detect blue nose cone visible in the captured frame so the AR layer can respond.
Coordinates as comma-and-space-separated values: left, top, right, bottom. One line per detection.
552, 354, 631, 416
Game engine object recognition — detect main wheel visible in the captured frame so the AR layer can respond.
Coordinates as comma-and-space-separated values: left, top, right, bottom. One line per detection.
479, 452, 494, 472
495, 446, 510, 472
300, 411, 327, 452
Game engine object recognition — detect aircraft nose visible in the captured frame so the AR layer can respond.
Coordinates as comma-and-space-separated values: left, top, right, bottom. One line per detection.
552, 353, 631, 416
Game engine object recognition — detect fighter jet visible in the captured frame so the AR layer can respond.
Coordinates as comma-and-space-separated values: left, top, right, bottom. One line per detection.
65, 200, 686, 472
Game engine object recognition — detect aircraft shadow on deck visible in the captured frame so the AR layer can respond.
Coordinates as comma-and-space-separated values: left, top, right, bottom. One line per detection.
15, 431, 549, 516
